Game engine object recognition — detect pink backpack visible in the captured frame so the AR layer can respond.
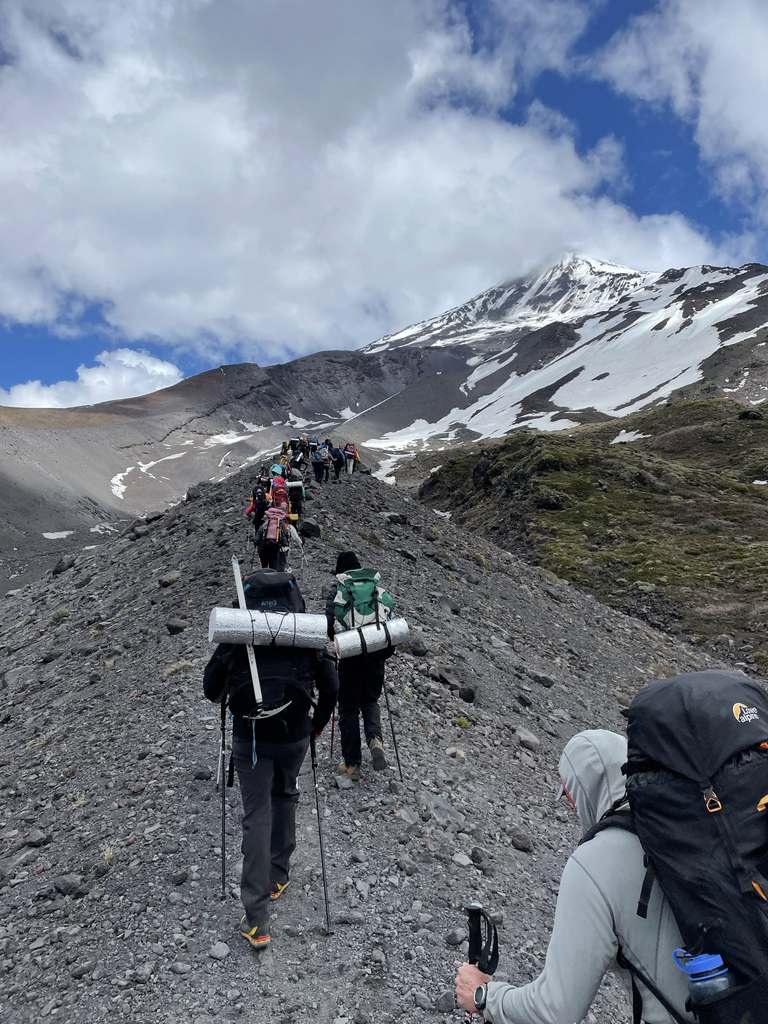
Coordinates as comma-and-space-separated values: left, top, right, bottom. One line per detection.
264, 507, 287, 544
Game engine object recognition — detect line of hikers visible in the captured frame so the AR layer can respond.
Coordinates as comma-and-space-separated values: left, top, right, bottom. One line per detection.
243, 438, 361, 570
280, 435, 360, 484
207, 450, 768, 1024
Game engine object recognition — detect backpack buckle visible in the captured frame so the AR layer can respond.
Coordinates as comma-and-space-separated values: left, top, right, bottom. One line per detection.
704, 788, 722, 813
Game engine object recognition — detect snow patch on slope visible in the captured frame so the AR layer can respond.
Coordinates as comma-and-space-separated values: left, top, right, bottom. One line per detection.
111, 467, 135, 500
610, 430, 650, 445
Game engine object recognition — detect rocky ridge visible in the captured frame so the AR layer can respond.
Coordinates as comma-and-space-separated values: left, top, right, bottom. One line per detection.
0, 457, 721, 1023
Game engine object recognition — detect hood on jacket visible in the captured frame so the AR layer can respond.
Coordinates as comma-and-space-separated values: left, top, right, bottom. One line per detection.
558, 730, 627, 832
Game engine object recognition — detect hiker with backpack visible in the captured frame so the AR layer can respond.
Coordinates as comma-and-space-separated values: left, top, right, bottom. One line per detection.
325, 551, 395, 781
330, 445, 346, 481
456, 670, 768, 1024
343, 441, 358, 474
203, 569, 338, 950
269, 474, 290, 513
245, 485, 270, 533
320, 444, 331, 483
255, 507, 302, 571
456, 728, 693, 1022
311, 446, 325, 484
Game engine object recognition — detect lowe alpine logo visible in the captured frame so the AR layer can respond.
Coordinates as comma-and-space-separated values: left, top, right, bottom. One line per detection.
732, 702, 760, 724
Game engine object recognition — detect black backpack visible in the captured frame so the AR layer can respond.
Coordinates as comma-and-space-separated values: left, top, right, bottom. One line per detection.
224, 571, 315, 717
585, 671, 768, 1024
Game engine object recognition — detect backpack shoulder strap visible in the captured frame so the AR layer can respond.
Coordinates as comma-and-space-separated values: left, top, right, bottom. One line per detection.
579, 805, 656, 921
579, 804, 634, 846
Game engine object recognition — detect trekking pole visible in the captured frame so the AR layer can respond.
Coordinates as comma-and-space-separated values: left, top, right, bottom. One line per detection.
464, 902, 499, 1021
218, 699, 227, 900
381, 680, 404, 782
329, 709, 336, 764
310, 734, 333, 935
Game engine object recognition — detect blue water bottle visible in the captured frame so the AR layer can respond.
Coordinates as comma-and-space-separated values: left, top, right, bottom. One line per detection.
673, 949, 736, 1005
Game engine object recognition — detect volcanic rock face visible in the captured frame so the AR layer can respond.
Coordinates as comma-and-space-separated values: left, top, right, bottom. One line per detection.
2, 254, 768, 590
0, 463, 718, 1023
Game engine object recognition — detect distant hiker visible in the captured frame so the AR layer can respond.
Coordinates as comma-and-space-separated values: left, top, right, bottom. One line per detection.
255, 507, 302, 571
257, 464, 271, 489
325, 551, 395, 781
203, 570, 338, 950
319, 444, 331, 482
269, 475, 290, 512
311, 447, 325, 484
343, 441, 358, 474
286, 475, 305, 520
331, 446, 345, 481
456, 729, 695, 1022
245, 485, 270, 532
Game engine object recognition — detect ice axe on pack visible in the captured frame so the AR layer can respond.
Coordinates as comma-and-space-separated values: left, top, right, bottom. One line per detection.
463, 902, 499, 1020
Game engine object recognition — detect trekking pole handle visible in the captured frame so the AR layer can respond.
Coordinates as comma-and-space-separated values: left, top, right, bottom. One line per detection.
463, 903, 499, 1019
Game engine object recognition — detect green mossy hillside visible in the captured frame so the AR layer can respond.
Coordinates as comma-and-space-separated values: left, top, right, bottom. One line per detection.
419, 399, 768, 671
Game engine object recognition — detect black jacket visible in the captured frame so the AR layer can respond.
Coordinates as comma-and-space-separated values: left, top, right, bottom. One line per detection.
203, 645, 338, 743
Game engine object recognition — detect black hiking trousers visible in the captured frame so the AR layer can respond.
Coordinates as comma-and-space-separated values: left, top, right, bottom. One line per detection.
312, 462, 324, 483
338, 656, 385, 767
332, 460, 343, 480
233, 736, 309, 929
257, 543, 286, 571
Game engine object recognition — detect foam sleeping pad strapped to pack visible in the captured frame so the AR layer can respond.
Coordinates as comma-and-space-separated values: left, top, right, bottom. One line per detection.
334, 617, 409, 659
208, 607, 328, 648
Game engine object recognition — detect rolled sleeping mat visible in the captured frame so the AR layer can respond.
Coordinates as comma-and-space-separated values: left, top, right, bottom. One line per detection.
334, 617, 409, 660
209, 607, 328, 648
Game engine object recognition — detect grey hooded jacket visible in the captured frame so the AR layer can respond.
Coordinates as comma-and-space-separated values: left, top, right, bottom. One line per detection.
483, 730, 694, 1024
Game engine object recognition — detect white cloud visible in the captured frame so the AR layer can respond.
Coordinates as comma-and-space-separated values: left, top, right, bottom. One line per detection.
595, 0, 768, 220
0, 348, 183, 407
0, 0, 724, 365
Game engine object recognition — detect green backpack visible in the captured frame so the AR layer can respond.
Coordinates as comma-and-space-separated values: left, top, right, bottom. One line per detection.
333, 568, 395, 631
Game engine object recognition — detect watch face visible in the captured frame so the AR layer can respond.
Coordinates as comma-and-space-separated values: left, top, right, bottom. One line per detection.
474, 984, 486, 1010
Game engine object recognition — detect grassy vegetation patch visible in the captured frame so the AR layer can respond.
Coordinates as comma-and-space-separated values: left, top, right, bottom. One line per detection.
419, 399, 768, 671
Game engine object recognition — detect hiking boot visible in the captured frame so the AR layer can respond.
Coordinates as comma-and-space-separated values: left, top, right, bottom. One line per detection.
239, 918, 271, 950
339, 761, 361, 782
270, 880, 290, 902
369, 737, 388, 771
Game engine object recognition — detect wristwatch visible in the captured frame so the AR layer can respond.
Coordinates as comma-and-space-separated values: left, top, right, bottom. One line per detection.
474, 983, 488, 1012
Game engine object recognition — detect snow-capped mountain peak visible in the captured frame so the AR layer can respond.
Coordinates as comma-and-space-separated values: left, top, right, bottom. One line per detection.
367, 253, 658, 353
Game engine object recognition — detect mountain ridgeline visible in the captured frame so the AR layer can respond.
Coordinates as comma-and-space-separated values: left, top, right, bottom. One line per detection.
2, 253, 768, 594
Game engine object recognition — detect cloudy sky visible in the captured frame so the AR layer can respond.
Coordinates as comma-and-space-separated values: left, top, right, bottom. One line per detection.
1, 0, 767, 406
